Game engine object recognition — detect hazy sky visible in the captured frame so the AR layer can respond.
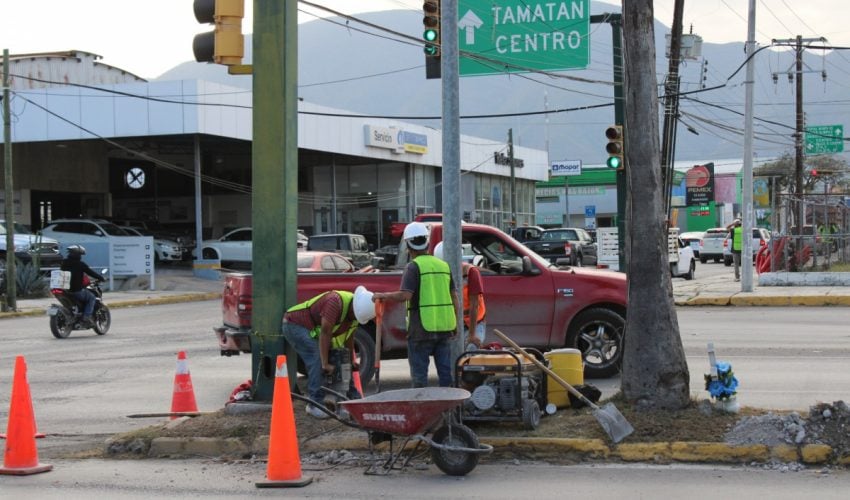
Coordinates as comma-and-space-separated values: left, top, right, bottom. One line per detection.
3, 1, 847, 79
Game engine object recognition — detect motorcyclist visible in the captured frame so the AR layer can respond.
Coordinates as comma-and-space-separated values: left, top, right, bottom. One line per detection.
60, 245, 105, 327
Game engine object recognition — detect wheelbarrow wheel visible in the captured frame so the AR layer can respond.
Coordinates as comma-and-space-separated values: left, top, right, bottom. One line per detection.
431, 423, 480, 476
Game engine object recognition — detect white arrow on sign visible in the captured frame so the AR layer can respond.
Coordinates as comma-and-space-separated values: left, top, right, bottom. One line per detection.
458, 10, 484, 45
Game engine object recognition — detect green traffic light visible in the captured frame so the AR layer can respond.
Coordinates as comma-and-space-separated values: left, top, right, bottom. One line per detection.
423, 28, 438, 42
424, 44, 439, 56
606, 156, 622, 169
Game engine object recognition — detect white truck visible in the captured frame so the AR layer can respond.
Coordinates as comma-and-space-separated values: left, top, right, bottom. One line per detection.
596, 227, 692, 280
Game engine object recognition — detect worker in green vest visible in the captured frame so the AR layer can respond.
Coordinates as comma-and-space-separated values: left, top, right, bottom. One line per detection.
373, 222, 459, 388
281, 286, 375, 419
726, 218, 743, 281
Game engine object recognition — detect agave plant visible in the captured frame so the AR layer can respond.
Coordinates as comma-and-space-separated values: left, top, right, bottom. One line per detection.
15, 261, 49, 298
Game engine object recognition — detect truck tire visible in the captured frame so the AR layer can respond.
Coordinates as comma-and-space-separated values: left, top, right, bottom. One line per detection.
295, 327, 376, 385
353, 327, 376, 384
566, 308, 625, 379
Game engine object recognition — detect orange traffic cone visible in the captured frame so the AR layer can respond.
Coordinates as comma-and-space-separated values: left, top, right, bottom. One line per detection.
256, 355, 312, 488
352, 370, 364, 399
0, 356, 52, 475
170, 351, 198, 419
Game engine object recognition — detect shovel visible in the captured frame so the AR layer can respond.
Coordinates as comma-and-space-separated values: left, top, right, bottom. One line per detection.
373, 300, 384, 393
493, 329, 634, 444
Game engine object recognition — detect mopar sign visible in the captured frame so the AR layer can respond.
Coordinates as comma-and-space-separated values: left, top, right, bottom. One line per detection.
551, 160, 581, 176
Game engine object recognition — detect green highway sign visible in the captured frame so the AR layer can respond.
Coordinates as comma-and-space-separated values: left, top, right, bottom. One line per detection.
458, 0, 590, 77
805, 124, 844, 154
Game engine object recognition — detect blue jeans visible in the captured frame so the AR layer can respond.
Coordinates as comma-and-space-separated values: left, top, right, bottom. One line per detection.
280, 321, 325, 403
72, 289, 96, 317
407, 337, 453, 388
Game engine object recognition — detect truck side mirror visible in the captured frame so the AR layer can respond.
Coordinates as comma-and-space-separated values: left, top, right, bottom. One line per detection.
521, 256, 539, 275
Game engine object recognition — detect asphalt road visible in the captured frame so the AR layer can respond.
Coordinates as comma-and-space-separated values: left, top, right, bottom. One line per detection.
1, 299, 848, 458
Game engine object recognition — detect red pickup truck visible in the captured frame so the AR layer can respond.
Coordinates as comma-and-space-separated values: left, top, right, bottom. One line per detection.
389, 213, 442, 239
216, 222, 628, 379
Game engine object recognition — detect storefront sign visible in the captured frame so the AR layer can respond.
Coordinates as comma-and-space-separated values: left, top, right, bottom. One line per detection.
685, 162, 715, 206
363, 125, 427, 155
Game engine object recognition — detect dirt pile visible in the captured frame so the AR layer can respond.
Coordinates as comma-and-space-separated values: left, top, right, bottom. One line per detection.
803, 401, 850, 455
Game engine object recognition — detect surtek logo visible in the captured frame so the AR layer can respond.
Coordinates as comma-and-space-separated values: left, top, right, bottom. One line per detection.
362, 413, 407, 422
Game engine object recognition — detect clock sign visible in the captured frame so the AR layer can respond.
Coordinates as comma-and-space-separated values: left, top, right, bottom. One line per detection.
126, 167, 145, 189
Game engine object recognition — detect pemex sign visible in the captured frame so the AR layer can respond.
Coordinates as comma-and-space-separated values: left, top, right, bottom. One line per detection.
458, 0, 590, 76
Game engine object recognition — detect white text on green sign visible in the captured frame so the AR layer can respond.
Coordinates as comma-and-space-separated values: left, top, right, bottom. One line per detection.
459, 0, 590, 77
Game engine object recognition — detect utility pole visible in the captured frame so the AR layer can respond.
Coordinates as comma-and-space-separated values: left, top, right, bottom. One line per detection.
771, 35, 827, 267
741, 0, 756, 292
660, 0, 684, 221
440, 0, 463, 374
3, 48, 17, 311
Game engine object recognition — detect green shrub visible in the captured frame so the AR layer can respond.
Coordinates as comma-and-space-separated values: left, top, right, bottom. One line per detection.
15, 261, 50, 298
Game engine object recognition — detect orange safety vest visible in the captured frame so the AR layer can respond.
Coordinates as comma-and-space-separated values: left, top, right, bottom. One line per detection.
462, 264, 486, 327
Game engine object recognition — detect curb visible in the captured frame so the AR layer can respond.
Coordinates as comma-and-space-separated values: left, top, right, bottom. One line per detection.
0, 292, 221, 320
143, 434, 848, 466
676, 294, 850, 307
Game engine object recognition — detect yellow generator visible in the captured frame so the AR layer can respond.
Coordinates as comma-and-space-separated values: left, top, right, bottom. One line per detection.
455, 348, 548, 430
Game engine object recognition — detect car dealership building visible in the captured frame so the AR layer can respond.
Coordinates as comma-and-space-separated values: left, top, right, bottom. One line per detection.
1, 51, 549, 250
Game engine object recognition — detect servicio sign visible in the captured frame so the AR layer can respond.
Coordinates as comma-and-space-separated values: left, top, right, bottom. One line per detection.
551, 159, 582, 176
459, 0, 590, 76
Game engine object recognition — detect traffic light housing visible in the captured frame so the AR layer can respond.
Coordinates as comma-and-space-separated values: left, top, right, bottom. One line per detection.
193, 0, 244, 66
423, 0, 441, 79
605, 125, 624, 169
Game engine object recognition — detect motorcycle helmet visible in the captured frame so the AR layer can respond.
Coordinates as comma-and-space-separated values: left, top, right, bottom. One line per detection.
402, 221, 429, 251
66, 244, 86, 256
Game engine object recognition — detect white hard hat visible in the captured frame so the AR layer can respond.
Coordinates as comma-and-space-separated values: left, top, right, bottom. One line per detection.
433, 241, 445, 261
403, 221, 429, 250
353, 286, 376, 324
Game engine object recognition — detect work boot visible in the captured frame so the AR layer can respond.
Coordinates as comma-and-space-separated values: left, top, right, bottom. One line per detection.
305, 404, 329, 419
81, 316, 94, 328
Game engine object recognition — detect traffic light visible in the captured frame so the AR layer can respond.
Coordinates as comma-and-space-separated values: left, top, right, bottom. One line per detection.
423, 0, 441, 79
193, 0, 244, 66
605, 125, 624, 169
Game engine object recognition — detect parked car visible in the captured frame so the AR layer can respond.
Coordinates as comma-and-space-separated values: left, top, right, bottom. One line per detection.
679, 231, 704, 258
120, 226, 186, 263
671, 237, 695, 280
195, 227, 253, 265
0, 220, 63, 272
40, 218, 132, 247
307, 233, 375, 269
698, 228, 729, 263
297, 229, 308, 249
723, 228, 772, 266
297, 251, 356, 272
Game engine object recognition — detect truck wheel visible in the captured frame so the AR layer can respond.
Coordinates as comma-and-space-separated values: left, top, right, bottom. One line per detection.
699, 256, 707, 264
566, 308, 625, 379
294, 328, 375, 385
353, 327, 376, 384
574, 254, 583, 267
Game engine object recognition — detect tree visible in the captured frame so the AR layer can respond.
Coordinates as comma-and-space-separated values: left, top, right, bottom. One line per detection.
619, 0, 690, 410
755, 153, 850, 193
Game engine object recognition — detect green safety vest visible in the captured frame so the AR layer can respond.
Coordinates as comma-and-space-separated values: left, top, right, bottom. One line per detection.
732, 226, 743, 251
411, 255, 456, 333
287, 291, 357, 349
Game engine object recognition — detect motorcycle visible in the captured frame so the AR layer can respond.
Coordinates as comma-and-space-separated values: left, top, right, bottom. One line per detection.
48, 269, 111, 339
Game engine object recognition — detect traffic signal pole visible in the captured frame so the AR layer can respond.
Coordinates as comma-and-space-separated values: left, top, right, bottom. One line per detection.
591, 14, 626, 273
250, 0, 298, 401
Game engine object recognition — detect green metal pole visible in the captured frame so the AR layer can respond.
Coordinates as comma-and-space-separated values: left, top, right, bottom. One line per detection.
3, 48, 17, 310
251, 0, 298, 401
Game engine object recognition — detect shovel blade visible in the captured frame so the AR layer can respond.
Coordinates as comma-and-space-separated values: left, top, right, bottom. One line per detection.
592, 402, 634, 444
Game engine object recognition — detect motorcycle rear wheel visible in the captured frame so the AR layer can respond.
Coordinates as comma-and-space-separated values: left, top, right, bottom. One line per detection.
93, 305, 111, 335
50, 311, 74, 339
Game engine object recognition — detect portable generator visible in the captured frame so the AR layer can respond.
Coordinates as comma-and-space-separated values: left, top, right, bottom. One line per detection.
455, 347, 548, 430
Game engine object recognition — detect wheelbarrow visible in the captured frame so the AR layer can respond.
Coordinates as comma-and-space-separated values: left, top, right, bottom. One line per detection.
338, 387, 493, 476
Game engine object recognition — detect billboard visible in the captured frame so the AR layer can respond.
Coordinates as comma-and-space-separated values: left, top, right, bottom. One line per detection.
685, 163, 715, 206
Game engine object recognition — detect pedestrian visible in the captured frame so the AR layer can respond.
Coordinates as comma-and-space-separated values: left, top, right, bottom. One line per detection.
60, 245, 105, 327
281, 286, 376, 419
726, 218, 743, 281
433, 241, 486, 350
372, 222, 459, 388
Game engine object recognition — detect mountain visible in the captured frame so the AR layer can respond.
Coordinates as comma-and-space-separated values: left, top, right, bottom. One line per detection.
158, 7, 850, 165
